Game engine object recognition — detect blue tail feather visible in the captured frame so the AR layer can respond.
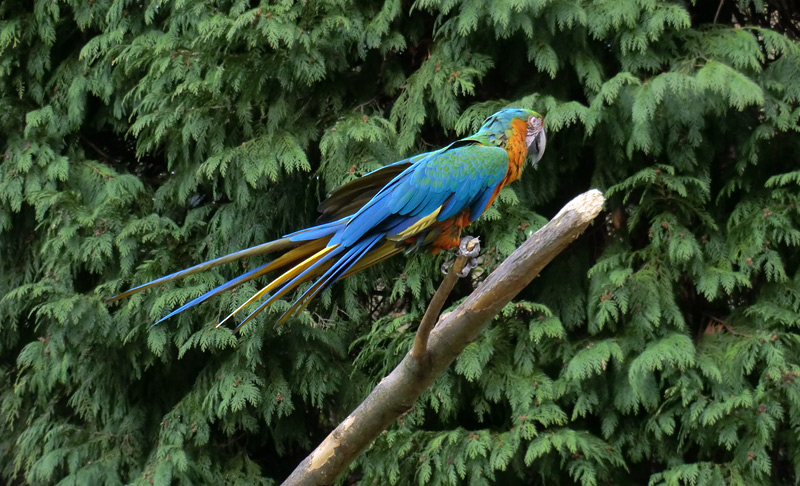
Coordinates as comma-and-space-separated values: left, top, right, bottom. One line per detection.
286, 235, 382, 317
287, 218, 348, 242
152, 261, 271, 325
107, 238, 294, 303
233, 245, 345, 329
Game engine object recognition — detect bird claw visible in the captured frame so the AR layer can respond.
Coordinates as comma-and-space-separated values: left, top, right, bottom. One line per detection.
441, 236, 481, 277
456, 257, 479, 277
455, 236, 481, 277
458, 236, 481, 259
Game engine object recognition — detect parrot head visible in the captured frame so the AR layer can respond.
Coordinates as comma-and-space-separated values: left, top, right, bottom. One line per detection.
476, 108, 546, 165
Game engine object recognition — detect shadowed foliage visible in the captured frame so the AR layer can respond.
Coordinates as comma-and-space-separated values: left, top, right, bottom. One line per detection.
1, 1, 799, 485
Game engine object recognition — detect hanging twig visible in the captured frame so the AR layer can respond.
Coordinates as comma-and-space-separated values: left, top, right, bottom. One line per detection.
714, 0, 725, 24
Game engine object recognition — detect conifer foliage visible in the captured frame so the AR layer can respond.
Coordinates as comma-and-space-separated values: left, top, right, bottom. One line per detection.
1, 1, 799, 484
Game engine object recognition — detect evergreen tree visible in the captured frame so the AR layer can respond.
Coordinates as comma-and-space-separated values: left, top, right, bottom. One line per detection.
1, 0, 798, 484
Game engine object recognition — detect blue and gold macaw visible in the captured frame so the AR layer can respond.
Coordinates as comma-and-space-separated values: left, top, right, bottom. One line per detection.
108, 108, 546, 327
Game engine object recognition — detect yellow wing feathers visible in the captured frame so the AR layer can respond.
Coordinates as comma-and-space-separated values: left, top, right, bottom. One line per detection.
388, 206, 442, 242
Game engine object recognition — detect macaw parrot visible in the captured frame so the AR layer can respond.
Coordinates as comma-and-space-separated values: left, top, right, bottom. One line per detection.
107, 108, 546, 328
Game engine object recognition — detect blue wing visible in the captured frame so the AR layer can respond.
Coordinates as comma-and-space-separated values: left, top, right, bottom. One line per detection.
331, 143, 509, 247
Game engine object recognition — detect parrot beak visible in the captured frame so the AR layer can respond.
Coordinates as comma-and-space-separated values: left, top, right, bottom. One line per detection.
530, 126, 546, 166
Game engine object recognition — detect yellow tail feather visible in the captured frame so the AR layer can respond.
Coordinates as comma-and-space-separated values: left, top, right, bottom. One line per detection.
256, 237, 329, 276
341, 242, 402, 280
217, 244, 340, 328
275, 242, 403, 326
205, 239, 329, 301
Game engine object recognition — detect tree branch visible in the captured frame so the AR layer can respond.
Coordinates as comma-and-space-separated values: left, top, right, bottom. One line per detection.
411, 236, 478, 359
282, 189, 605, 486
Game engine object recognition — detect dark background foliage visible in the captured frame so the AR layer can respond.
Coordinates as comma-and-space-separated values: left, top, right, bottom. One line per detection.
1, 0, 799, 484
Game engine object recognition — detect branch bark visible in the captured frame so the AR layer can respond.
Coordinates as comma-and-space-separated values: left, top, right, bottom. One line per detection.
411, 236, 477, 359
282, 189, 605, 486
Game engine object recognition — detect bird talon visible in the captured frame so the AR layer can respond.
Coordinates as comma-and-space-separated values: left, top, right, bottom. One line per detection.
448, 236, 481, 277
456, 257, 479, 277
441, 261, 452, 275
458, 236, 481, 259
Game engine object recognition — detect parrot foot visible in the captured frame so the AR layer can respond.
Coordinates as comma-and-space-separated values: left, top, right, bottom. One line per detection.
456, 236, 480, 277
458, 236, 481, 258
456, 259, 479, 277
441, 236, 481, 276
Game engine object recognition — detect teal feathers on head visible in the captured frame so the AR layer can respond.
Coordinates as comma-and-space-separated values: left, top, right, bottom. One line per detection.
482, 108, 540, 126
476, 108, 546, 164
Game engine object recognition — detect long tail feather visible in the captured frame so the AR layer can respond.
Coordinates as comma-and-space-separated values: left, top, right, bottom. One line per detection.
106, 237, 298, 303
278, 242, 402, 325
150, 239, 331, 325
286, 217, 348, 242
276, 235, 383, 325
152, 261, 271, 325
341, 242, 403, 280
217, 244, 341, 328
229, 246, 344, 330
